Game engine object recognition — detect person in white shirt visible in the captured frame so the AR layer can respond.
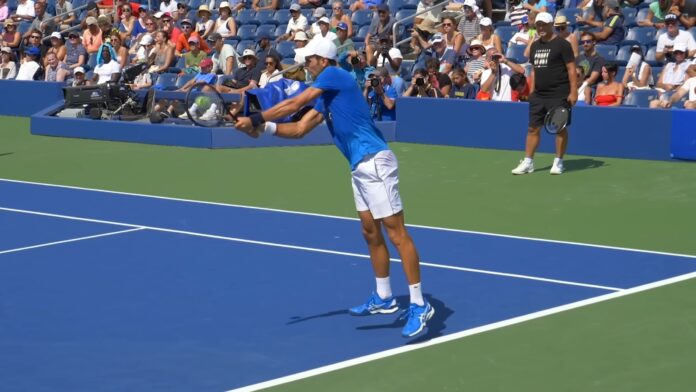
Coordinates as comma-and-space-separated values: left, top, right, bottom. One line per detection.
310, 17, 337, 42
278, 3, 307, 41
16, 46, 42, 80
259, 55, 282, 87
309, 7, 327, 37
480, 49, 526, 101
159, 0, 178, 16
651, 76, 696, 109
213, 1, 237, 38
655, 43, 691, 93
208, 32, 239, 75
0, 46, 17, 79
92, 43, 121, 84
656, 13, 696, 62
11, 0, 35, 22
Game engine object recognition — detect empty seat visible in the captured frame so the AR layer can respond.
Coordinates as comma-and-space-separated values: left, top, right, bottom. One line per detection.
175, 74, 196, 89
355, 25, 370, 41
623, 89, 660, 107
154, 73, 178, 90
495, 25, 517, 44
236, 39, 256, 53
275, 40, 296, 58
556, 8, 583, 26
257, 9, 278, 26
625, 26, 657, 46
236, 9, 258, 26
505, 44, 528, 64
237, 24, 257, 41
595, 44, 618, 61
351, 9, 374, 27
275, 9, 291, 25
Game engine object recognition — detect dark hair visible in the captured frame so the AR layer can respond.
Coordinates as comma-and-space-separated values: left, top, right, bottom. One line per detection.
603, 62, 618, 75
412, 67, 427, 78
425, 58, 439, 70
509, 73, 527, 90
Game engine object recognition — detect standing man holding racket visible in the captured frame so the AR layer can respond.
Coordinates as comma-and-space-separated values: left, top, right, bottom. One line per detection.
511, 12, 577, 175
234, 38, 434, 338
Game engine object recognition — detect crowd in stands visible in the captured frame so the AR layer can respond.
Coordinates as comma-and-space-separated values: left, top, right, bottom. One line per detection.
1, 0, 695, 119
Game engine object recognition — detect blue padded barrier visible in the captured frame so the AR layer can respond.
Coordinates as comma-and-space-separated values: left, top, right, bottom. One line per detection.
670, 109, 696, 160
0, 80, 65, 117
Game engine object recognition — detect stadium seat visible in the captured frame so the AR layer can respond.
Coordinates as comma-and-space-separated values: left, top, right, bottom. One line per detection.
622, 7, 638, 27
224, 39, 239, 48
236, 40, 256, 53
495, 26, 517, 45
237, 25, 257, 41
625, 26, 657, 46
154, 73, 178, 90
355, 25, 370, 41
176, 74, 196, 89
351, 10, 374, 27
394, 9, 415, 27
72, 0, 87, 8
237, 9, 258, 26
174, 56, 186, 69
690, 27, 696, 41
644, 45, 659, 64
188, 0, 203, 8
390, 0, 405, 11
615, 65, 627, 82
494, 21, 511, 27
505, 44, 528, 64
217, 74, 235, 86
400, 59, 415, 80
280, 57, 295, 66
275, 40, 296, 58
402, 0, 420, 9
556, 8, 583, 26
623, 89, 659, 107
353, 41, 365, 52
280, 0, 293, 8
636, 7, 650, 24
595, 44, 618, 61
17, 21, 31, 35
256, 24, 277, 40
651, 66, 662, 84
275, 24, 288, 38
275, 10, 291, 25
615, 45, 637, 65
257, 10, 278, 26
301, 9, 313, 20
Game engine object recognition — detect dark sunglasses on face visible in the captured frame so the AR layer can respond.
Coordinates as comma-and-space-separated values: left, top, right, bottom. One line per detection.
580, 40, 593, 44
443, 23, 452, 26
31, 35, 41, 39
122, 8, 130, 12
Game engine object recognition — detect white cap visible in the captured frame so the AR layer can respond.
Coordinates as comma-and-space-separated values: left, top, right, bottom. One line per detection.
295, 37, 337, 61
429, 33, 444, 44
318, 16, 330, 24
313, 7, 326, 17
673, 42, 687, 52
535, 12, 553, 24
293, 31, 308, 41
153, 11, 164, 18
1, 46, 11, 54
50, 32, 62, 40
74, 66, 85, 74
479, 17, 492, 27
219, 1, 231, 10
289, 3, 301, 11
242, 48, 257, 58
463, 0, 476, 7
140, 34, 154, 45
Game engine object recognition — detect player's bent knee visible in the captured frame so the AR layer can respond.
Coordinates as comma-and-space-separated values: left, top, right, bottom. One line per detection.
527, 126, 541, 135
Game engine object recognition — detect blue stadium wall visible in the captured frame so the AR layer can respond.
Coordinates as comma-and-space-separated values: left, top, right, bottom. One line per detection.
1, 80, 694, 160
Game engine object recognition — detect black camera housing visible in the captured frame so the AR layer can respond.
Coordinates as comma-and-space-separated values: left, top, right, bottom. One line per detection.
351, 56, 359, 65
370, 77, 380, 87
492, 54, 503, 62
415, 77, 425, 87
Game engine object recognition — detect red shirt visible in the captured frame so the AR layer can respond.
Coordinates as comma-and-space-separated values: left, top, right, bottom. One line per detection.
175, 32, 211, 54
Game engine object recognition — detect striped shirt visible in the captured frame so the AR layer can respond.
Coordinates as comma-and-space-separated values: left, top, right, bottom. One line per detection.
458, 17, 481, 44
508, 4, 527, 27
465, 57, 485, 83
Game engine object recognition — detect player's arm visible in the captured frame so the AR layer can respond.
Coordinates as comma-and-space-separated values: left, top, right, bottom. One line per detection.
529, 67, 535, 95
272, 108, 325, 138
235, 86, 324, 133
566, 60, 578, 106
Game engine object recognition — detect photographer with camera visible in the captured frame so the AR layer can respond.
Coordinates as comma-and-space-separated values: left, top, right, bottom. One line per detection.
372, 38, 405, 95
404, 68, 444, 98
364, 67, 397, 121
479, 49, 526, 101
338, 48, 374, 90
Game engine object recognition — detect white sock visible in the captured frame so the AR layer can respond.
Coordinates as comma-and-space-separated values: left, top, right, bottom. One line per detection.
189, 103, 198, 113
409, 283, 424, 306
554, 157, 563, 166
523, 157, 533, 164
375, 277, 392, 300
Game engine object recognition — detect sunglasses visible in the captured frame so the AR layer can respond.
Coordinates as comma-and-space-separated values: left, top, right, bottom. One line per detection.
146, 22, 154, 26
182, 25, 192, 29
442, 23, 452, 26
332, 6, 341, 9
265, 62, 275, 65
69, 35, 79, 39
30, 35, 41, 39
580, 40, 594, 44
162, 19, 172, 23
122, 8, 130, 12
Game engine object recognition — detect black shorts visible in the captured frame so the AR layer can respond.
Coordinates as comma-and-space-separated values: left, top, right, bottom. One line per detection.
528, 95, 572, 129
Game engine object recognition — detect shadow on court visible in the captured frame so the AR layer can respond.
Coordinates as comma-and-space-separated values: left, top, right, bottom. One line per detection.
286, 310, 350, 325
537, 158, 606, 173
0, 153, 13, 158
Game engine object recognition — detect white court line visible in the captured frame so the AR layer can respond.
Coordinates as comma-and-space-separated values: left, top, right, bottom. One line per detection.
0, 206, 620, 291
1, 178, 695, 260
0, 227, 145, 256
227, 270, 696, 392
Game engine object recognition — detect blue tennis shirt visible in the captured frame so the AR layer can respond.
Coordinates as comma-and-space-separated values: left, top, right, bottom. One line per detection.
312, 66, 388, 170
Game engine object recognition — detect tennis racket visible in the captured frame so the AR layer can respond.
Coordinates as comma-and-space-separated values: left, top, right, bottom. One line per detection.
184, 82, 229, 127
543, 105, 571, 135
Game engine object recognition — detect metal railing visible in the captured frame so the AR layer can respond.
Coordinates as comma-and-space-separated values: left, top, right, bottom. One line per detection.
391, 0, 456, 49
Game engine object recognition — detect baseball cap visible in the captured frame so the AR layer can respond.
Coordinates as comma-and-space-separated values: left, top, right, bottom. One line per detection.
535, 12, 553, 24
289, 3, 301, 11
97, 15, 110, 24
554, 15, 568, 26
74, 66, 85, 74
153, 11, 164, 18
180, 18, 193, 26
479, 17, 492, 27
188, 35, 199, 43
207, 32, 222, 42
25, 47, 41, 56
673, 42, 687, 52
50, 32, 63, 40
293, 31, 309, 41
242, 48, 257, 58
520, 15, 529, 24
295, 37, 337, 61
140, 34, 154, 45
376, 4, 390, 13
0, 47, 11, 54
664, 13, 678, 23
200, 58, 213, 68
313, 7, 326, 18
429, 33, 444, 44
463, 0, 476, 8
336, 22, 348, 31
85, 16, 98, 25
318, 16, 330, 24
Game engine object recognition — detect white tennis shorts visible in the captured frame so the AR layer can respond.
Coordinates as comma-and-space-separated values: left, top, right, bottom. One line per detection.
351, 149, 403, 220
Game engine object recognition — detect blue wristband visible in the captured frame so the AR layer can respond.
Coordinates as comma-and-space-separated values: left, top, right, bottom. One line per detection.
250, 112, 265, 127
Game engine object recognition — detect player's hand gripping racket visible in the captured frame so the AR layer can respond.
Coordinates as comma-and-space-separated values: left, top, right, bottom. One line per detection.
543, 105, 571, 135
185, 82, 230, 127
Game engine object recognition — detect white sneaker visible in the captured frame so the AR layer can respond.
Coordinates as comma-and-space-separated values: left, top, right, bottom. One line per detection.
550, 162, 564, 175
198, 103, 218, 121
511, 159, 534, 175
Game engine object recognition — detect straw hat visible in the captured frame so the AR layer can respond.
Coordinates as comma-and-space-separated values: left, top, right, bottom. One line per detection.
197, 5, 212, 17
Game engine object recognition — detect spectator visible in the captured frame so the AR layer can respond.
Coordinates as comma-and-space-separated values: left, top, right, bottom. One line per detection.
638, 0, 671, 29
592, 62, 623, 106
554, 15, 578, 58
83, 16, 104, 54
129, 17, 156, 60
364, 67, 397, 120
588, 0, 625, 46
670, 0, 696, 28
22, 29, 46, 62
128, 65, 152, 89
330, 2, 353, 37
511, 15, 533, 46
655, 42, 690, 92
441, 16, 465, 62
651, 75, 696, 109
458, 0, 481, 44
278, 3, 307, 42
181, 36, 206, 73
196, 5, 215, 40
45, 31, 66, 66
419, 33, 455, 74
255, 33, 281, 72
365, 4, 394, 65
312, 17, 338, 42
176, 18, 211, 57
71, 66, 87, 86
128, 8, 149, 42
210, 0, 245, 13
309, 7, 327, 37
161, 13, 182, 46
208, 32, 239, 75
656, 13, 696, 62
0, 46, 17, 79
338, 48, 373, 89
109, 32, 129, 70
372, 37, 403, 73
576, 65, 591, 105
1, 20, 21, 50
214, 2, 237, 39
97, 15, 114, 42
0, 0, 7, 23
224, 48, 262, 92
176, 3, 188, 22
475, 17, 502, 53
26, 1, 55, 39
56, 31, 86, 81
622, 45, 654, 90
92, 43, 121, 84
510, 72, 531, 102
574, 0, 607, 28
480, 49, 526, 101
11, 0, 35, 23
334, 22, 354, 56
43, 51, 61, 81
576, 32, 605, 88
464, 38, 486, 84
299, 0, 324, 8
414, 0, 442, 28
159, 0, 178, 17
148, 30, 174, 73
252, 0, 278, 11
131, 33, 153, 64
350, 0, 384, 12
449, 68, 477, 99
521, 0, 547, 25
54, 0, 76, 31
507, 0, 528, 27
259, 54, 282, 87
16, 46, 43, 80
425, 57, 452, 96
404, 67, 443, 97
119, 4, 137, 41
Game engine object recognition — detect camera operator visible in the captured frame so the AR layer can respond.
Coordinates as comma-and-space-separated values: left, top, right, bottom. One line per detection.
480, 49, 526, 101
404, 68, 444, 98
364, 67, 397, 121
372, 37, 405, 95
339, 49, 375, 90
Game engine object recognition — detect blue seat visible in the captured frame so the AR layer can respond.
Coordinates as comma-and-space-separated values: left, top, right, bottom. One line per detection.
390, 0, 405, 11
17, 21, 32, 35
217, 74, 235, 86
495, 26, 517, 45
636, 7, 650, 24
174, 56, 186, 69
175, 74, 196, 89
557, 8, 583, 26
275, 24, 288, 38
394, 9, 415, 27
188, 0, 203, 8
402, 0, 420, 9
351, 10, 374, 27
615, 45, 638, 64
625, 26, 657, 46
257, 9, 278, 26
651, 66, 662, 84
645, 45, 659, 65
400, 59, 415, 80
275, 40, 296, 58
236, 9, 258, 26
275, 9, 291, 25
595, 44, 618, 61
154, 73, 178, 90
355, 25, 370, 41
300, 9, 313, 20
623, 89, 660, 107
237, 24, 257, 41
186, 9, 198, 23
615, 65, 627, 82
280, 57, 295, 66
280, 0, 293, 8
622, 7, 638, 27
224, 39, 239, 48
256, 24, 277, 40
505, 44, 528, 63
690, 27, 696, 41
236, 39, 256, 53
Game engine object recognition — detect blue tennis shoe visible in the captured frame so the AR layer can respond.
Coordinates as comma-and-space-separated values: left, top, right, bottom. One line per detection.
348, 292, 399, 316
400, 301, 435, 338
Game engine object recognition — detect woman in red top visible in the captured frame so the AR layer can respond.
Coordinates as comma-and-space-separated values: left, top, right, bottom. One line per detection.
593, 63, 623, 107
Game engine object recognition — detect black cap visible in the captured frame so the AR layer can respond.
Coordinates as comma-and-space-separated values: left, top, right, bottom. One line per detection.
86, 1, 98, 11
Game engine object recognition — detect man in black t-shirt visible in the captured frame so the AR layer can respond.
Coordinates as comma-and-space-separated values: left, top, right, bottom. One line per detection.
511, 12, 577, 176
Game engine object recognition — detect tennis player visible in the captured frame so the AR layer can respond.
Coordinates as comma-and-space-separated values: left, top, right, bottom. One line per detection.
511, 12, 577, 175
234, 38, 434, 338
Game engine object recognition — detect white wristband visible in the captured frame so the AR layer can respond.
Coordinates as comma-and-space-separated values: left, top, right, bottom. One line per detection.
264, 121, 277, 135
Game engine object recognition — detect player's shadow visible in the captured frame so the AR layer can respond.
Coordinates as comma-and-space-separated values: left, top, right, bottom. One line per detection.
537, 158, 606, 173
286, 309, 350, 325
0, 152, 12, 158
355, 294, 453, 344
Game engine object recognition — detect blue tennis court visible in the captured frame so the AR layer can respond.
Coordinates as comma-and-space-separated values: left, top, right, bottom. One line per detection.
2, 179, 696, 392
